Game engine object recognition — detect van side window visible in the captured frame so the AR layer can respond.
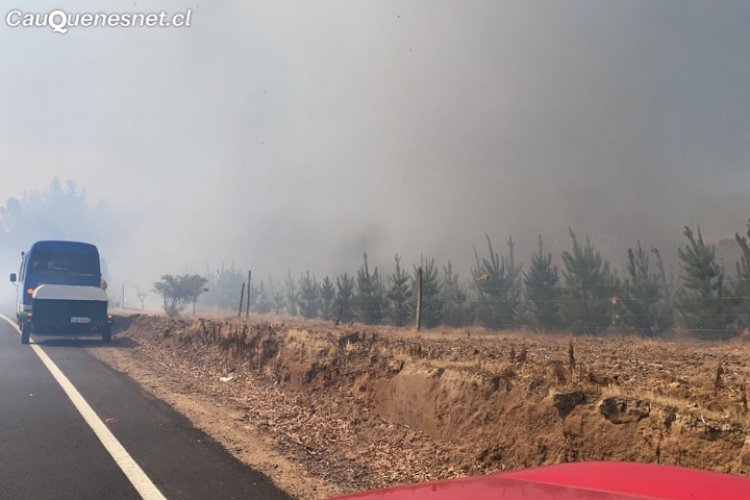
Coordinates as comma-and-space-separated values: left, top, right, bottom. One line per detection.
19, 255, 26, 281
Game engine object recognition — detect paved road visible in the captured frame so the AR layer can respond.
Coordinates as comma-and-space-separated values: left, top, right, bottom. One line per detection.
0, 314, 291, 500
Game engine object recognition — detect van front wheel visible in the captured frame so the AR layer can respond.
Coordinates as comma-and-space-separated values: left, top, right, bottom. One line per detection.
21, 322, 30, 345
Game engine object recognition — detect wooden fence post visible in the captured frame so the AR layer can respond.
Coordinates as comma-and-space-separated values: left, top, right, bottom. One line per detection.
415, 266, 423, 331
238, 282, 245, 318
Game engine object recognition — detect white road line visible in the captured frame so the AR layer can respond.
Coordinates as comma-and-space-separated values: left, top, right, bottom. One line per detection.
0, 314, 166, 500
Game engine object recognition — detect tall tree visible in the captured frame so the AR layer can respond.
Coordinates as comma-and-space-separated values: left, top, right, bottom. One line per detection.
355, 252, 385, 324
387, 254, 412, 326
320, 276, 336, 320
471, 235, 522, 329
676, 226, 735, 338
272, 289, 286, 314
284, 272, 298, 316
524, 235, 561, 330
202, 263, 245, 310
255, 280, 273, 314
410, 257, 442, 328
559, 230, 619, 334
0, 178, 121, 252
651, 247, 675, 307
620, 241, 673, 336
297, 271, 321, 319
245, 279, 259, 313
732, 220, 750, 329
440, 261, 470, 327
334, 272, 356, 322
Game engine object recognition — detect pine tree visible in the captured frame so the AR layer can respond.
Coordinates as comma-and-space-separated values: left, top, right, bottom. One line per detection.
620, 242, 673, 336
559, 230, 619, 334
676, 225, 735, 338
440, 261, 470, 327
255, 280, 273, 314
297, 271, 321, 319
524, 235, 561, 330
245, 279, 259, 312
387, 254, 412, 326
272, 289, 286, 314
355, 252, 385, 324
202, 263, 245, 310
471, 235, 522, 329
732, 220, 750, 328
320, 276, 336, 320
284, 272, 298, 316
651, 247, 675, 308
334, 272, 356, 322
410, 257, 442, 328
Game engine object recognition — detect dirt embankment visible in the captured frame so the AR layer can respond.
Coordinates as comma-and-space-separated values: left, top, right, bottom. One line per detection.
93, 315, 750, 499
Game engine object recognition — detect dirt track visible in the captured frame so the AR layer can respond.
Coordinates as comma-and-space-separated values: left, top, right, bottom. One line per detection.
92, 315, 750, 499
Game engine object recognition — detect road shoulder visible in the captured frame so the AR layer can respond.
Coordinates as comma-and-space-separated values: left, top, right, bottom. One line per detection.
90, 342, 338, 500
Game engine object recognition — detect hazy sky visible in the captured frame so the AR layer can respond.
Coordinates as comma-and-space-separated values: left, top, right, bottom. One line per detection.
1, 0, 749, 289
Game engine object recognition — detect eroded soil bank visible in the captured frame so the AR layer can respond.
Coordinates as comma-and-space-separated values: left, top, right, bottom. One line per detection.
92, 315, 750, 498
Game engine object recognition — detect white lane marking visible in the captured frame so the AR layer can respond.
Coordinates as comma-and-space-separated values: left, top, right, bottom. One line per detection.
0, 314, 166, 500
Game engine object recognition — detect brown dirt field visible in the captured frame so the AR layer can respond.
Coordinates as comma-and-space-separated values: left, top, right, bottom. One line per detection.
90, 315, 750, 499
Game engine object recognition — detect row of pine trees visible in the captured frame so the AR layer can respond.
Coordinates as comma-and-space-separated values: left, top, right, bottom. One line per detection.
204, 221, 750, 339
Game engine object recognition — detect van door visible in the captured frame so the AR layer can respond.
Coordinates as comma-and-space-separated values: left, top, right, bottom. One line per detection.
15, 253, 28, 322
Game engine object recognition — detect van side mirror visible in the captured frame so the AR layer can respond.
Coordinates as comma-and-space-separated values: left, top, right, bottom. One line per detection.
9, 273, 17, 283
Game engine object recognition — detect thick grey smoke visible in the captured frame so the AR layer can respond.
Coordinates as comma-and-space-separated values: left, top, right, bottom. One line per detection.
1, 0, 749, 302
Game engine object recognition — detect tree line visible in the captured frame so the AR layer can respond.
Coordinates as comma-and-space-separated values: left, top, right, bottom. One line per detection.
160, 220, 750, 339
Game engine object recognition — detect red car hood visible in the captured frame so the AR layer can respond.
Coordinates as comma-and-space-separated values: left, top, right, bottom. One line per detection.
331, 462, 750, 499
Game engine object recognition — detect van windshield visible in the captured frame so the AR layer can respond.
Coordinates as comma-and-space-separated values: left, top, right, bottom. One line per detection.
30, 251, 99, 277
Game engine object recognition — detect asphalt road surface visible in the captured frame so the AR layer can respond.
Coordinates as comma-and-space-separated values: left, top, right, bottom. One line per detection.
0, 313, 291, 500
